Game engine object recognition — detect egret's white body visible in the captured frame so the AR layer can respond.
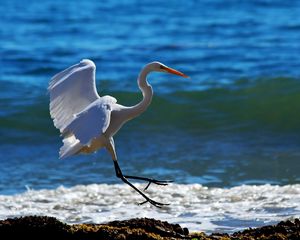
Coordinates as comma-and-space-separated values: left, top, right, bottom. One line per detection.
49, 59, 187, 207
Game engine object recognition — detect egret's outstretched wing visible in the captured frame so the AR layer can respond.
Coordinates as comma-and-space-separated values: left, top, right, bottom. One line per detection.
63, 97, 116, 145
48, 59, 100, 133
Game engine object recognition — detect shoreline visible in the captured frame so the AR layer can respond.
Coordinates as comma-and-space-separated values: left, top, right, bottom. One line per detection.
0, 216, 299, 239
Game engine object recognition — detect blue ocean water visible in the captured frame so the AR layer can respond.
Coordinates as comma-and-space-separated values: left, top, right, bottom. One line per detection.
0, 1, 300, 230
1, 0, 300, 193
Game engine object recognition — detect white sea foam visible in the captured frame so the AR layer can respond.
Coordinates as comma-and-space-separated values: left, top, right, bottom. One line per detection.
0, 183, 299, 233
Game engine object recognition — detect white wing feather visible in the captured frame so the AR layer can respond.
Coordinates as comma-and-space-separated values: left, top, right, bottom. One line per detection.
48, 59, 100, 132
63, 98, 115, 145
49, 59, 117, 158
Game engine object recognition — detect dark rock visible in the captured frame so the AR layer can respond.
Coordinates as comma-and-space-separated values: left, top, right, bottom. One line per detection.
229, 218, 300, 240
0, 216, 299, 240
0, 216, 70, 238
0, 216, 189, 239
106, 218, 188, 238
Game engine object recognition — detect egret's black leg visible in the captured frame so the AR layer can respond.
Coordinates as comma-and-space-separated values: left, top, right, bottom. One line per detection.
113, 160, 169, 208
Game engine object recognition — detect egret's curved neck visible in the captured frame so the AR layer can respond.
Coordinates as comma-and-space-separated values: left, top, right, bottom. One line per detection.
128, 65, 153, 119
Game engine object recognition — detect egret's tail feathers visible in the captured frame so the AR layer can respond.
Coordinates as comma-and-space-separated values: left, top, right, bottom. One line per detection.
59, 134, 83, 159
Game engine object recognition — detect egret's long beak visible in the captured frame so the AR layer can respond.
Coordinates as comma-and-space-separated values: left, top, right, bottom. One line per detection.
162, 66, 189, 78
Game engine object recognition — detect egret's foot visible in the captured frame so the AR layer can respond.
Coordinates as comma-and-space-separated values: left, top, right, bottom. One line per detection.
138, 198, 170, 208
143, 179, 173, 191
113, 160, 171, 208
123, 175, 173, 190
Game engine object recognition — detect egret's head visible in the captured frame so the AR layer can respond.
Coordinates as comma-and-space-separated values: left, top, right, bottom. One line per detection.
148, 62, 189, 78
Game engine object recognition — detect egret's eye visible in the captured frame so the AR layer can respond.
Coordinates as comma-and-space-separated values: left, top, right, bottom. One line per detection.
159, 65, 166, 70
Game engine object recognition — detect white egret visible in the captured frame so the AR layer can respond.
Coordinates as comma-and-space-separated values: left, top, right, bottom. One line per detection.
49, 59, 188, 207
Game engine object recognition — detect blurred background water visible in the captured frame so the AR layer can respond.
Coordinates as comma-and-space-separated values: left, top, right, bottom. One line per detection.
0, 0, 300, 232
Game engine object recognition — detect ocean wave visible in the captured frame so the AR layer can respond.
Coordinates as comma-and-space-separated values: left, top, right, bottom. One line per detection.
0, 183, 299, 233
1, 77, 300, 143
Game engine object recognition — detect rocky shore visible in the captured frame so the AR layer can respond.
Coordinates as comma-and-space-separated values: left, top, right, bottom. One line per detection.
0, 216, 299, 239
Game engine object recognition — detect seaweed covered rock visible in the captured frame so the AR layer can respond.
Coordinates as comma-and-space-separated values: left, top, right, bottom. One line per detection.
71, 217, 189, 239
231, 218, 300, 240
0, 216, 299, 239
0, 216, 189, 239
0, 216, 71, 238
190, 218, 300, 240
